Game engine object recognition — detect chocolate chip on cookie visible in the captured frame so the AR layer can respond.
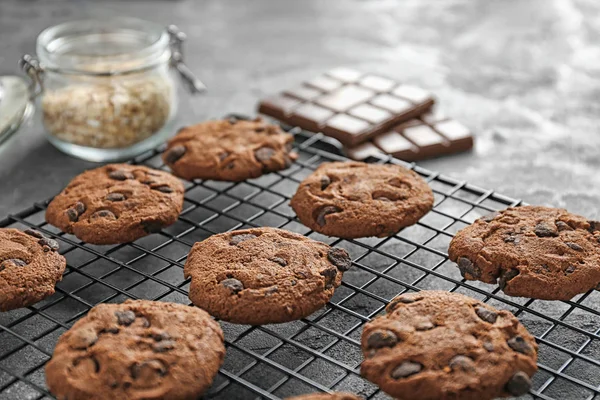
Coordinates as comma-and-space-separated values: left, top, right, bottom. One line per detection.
115, 310, 136, 326
152, 185, 173, 194
106, 193, 126, 202
390, 361, 422, 379
0, 228, 67, 311
24, 228, 44, 238
448, 356, 475, 372
291, 161, 433, 238
449, 205, 600, 300
0, 258, 27, 269
506, 371, 533, 396
315, 205, 342, 227
475, 306, 498, 323
46, 164, 184, 245
366, 329, 398, 349
456, 256, 480, 279
361, 291, 537, 400
163, 145, 186, 164
271, 256, 287, 267
254, 146, 275, 162
229, 233, 257, 246
184, 227, 352, 324
39, 237, 60, 252
108, 169, 134, 181
45, 300, 225, 400
162, 118, 297, 182
327, 247, 352, 271
221, 278, 244, 294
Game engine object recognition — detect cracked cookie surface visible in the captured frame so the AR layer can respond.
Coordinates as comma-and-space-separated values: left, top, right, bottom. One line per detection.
448, 205, 600, 300
184, 227, 352, 324
45, 300, 225, 400
0, 228, 66, 311
162, 117, 297, 182
290, 161, 434, 238
361, 291, 537, 400
46, 164, 184, 245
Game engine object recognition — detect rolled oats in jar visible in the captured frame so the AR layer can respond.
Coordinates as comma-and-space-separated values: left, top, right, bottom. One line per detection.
20, 18, 204, 162
42, 73, 172, 149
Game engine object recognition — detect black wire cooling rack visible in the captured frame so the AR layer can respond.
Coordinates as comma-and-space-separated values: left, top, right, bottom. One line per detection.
1, 119, 600, 400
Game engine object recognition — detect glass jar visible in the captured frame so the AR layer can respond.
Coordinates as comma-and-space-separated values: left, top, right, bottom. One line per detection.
18, 18, 204, 162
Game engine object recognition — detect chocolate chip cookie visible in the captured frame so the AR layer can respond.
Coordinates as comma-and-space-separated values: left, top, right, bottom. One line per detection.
290, 161, 433, 238
286, 393, 361, 400
0, 228, 66, 311
45, 300, 225, 400
449, 205, 600, 300
361, 291, 537, 400
184, 227, 352, 324
46, 164, 184, 245
162, 117, 297, 182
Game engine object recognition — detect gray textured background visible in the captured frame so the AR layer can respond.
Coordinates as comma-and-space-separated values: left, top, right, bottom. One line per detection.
1, 2, 600, 399
0, 0, 598, 217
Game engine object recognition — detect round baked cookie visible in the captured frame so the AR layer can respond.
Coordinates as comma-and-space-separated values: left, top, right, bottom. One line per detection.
45, 300, 225, 400
290, 161, 434, 238
46, 164, 184, 245
184, 227, 352, 325
361, 291, 538, 400
286, 393, 361, 400
162, 117, 297, 182
448, 205, 600, 300
0, 228, 66, 311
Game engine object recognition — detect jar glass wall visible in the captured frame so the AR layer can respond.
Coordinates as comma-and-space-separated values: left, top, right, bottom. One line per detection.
24, 18, 197, 162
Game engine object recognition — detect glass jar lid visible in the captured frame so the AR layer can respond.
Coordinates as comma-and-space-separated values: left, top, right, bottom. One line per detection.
37, 18, 171, 75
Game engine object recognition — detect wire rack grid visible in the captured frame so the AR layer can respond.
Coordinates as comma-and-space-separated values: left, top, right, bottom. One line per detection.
1, 120, 600, 400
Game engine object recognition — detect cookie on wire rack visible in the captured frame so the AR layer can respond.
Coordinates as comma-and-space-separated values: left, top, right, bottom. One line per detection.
162, 117, 297, 182
290, 161, 433, 238
46, 164, 184, 245
360, 291, 538, 400
184, 227, 352, 325
449, 205, 600, 300
0, 228, 66, 311
45, 300, 225, 400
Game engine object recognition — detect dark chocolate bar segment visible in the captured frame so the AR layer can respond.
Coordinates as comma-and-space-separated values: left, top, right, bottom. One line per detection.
288, 103, 335, 133
400, 124, 448, 159
348, 104, 392, 124
392, 85, 433, 104
258, 95, 302, 121
257, 68, 435, 147
284, 86, 322, 101
315, 85, 375, 112
370, 94, 414, 114
323, 114, 371, 142
374, 131, 419, 161
345, 141, 386, 161
434, 120, 473, 153
346, 113, 474, 162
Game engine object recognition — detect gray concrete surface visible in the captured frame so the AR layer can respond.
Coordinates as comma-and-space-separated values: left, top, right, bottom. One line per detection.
1, 2, 600, 399
1, 0, 599, 219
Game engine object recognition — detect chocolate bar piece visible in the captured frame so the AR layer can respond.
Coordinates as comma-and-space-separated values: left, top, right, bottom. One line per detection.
258, 68, 435, 146
345, 109, 474, 162
345, 141, 386, 161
